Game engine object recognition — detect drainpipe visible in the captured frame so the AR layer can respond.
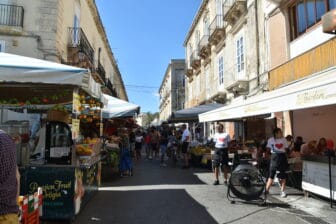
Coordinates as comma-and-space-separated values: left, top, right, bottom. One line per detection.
254, 0, 260, 86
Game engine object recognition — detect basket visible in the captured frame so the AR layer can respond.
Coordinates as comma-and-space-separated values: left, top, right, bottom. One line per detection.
47, 110, 70, 123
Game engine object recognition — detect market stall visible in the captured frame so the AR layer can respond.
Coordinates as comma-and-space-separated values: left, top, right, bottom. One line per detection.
100, 94, 140, 176
0, 53, 105, 221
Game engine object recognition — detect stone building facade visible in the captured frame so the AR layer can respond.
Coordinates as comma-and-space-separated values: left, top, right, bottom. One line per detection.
183, 0, 268, 138
159, 59, 185, 122
0, 0, 127, 100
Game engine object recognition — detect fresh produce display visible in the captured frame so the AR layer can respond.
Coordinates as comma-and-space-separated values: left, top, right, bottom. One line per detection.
190, 146, 211, 156
75, 144, 93, 156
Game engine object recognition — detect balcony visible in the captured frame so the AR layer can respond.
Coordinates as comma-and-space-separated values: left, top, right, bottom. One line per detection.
92, 62, 106, 85
264, 0, 286, 5
223, 0, 247, 26
186, 68, 193, 78
0, 4, 24, 30
269, 37, 336, 90
198, 35, 211, 59
209, 15, 226, 46
225, 66, 249, 95
67, 27, 94, 70
190, 49, 201, 69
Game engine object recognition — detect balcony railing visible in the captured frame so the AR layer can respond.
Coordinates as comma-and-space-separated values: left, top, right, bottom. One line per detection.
209, 15, 226, 45
97, 62, 106, 83
67, 27, 94, 64
190, 49, 201, 69
269, 37, 336, 90
198, 35, 210, 58
0, 4, 24, 27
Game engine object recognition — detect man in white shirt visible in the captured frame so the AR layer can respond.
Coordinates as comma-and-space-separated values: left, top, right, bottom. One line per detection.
212, 124, 230, 185
181, 124, 191, 169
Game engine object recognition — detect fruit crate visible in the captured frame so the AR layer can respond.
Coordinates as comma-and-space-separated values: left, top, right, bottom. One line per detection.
19, 187, 43, 224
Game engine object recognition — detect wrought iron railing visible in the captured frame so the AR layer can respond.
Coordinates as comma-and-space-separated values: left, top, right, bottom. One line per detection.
97, 62, 106, 83
0, 4, 24, 27
209, 15, 224, 33
68, 27, 94, 63
198, 35, 209, 49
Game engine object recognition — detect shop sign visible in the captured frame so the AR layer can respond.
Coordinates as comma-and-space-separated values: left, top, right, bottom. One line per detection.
296, 90, 325, 106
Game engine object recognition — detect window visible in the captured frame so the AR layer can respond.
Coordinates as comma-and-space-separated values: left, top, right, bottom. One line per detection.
289, 0, 336, 40
236, 36, 244, 73
0, 40, 5, 52
218, 56, 224, 85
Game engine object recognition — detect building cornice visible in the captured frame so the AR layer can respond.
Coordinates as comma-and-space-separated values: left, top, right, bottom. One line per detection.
183, 0, 209, 47
88, 0, 128, 100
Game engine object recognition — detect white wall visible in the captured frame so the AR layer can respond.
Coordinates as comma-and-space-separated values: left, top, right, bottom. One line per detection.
293, 105, 336, 143
290, 25, 333, 58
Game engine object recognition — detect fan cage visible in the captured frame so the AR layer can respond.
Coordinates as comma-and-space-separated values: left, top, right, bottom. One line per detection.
229, 164, 265, 201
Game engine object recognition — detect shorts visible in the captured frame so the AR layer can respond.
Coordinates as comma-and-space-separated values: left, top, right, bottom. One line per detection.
212, 147, 229, 167
135, 142, 142, 150
160, 144, 167, 154
181, 142, 189, 153
269, 153, 288, 179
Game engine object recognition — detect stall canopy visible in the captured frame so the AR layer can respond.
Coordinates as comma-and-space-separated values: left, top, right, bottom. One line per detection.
169, 103, 224, 122
199, 67, 336, 122
102, 94, 140, 118
0, 52, 101, 99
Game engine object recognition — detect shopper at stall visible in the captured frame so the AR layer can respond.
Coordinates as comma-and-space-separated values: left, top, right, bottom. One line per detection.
119, 128, 133, 177
181, 124, 191, 169
212, 123, 231, 185
0, 130, 19, 223
265, 128, 289, 198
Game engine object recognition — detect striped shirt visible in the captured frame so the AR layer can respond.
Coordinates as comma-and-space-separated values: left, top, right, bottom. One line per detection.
0, 130, 18, 215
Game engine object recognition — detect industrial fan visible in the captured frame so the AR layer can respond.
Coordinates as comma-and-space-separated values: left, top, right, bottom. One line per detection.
227, 163, 266, 204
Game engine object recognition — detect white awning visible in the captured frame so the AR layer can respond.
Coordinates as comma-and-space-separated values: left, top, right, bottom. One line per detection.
102, 94, 140, 118
199, 67, 336, 122
0, 52, 101, 98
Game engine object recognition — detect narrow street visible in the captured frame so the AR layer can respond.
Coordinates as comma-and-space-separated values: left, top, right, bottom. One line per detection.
73, 156, 312, 224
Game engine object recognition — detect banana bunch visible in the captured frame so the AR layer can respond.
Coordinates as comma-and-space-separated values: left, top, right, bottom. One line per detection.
190, 146, 206, 156
76, 144, 93, 156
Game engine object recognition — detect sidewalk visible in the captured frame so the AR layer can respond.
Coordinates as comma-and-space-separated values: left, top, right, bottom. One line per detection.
259, 181, 336, 224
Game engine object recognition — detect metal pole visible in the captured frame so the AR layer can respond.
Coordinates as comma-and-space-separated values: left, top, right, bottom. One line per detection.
328, 151, 333, 208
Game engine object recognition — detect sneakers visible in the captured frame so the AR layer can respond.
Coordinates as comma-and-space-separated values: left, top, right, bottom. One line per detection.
213, 180, 219, 185
280, 191, 287, 198
160, 163, 167, 167
223, 180, 228, 185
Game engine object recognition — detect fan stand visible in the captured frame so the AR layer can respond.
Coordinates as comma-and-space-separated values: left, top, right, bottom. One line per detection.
227, 181, 267, 206
227, 160, 267, 206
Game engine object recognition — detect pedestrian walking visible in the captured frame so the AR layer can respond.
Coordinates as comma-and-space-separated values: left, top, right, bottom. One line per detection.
265, 127, 289, 197
181, 124, 191, 169
159, 122, 169, 166
212, 123, 230, 185
0, 129, 20, 224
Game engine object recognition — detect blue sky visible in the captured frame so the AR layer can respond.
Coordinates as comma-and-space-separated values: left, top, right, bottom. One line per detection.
96, 0, 202, 113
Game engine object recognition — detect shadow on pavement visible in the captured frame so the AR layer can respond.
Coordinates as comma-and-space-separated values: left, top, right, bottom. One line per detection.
74, 189, 218, 224
101, 158, 210, 187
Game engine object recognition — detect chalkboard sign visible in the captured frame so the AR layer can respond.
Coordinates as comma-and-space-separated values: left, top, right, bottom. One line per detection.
20, 166, 75, 219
